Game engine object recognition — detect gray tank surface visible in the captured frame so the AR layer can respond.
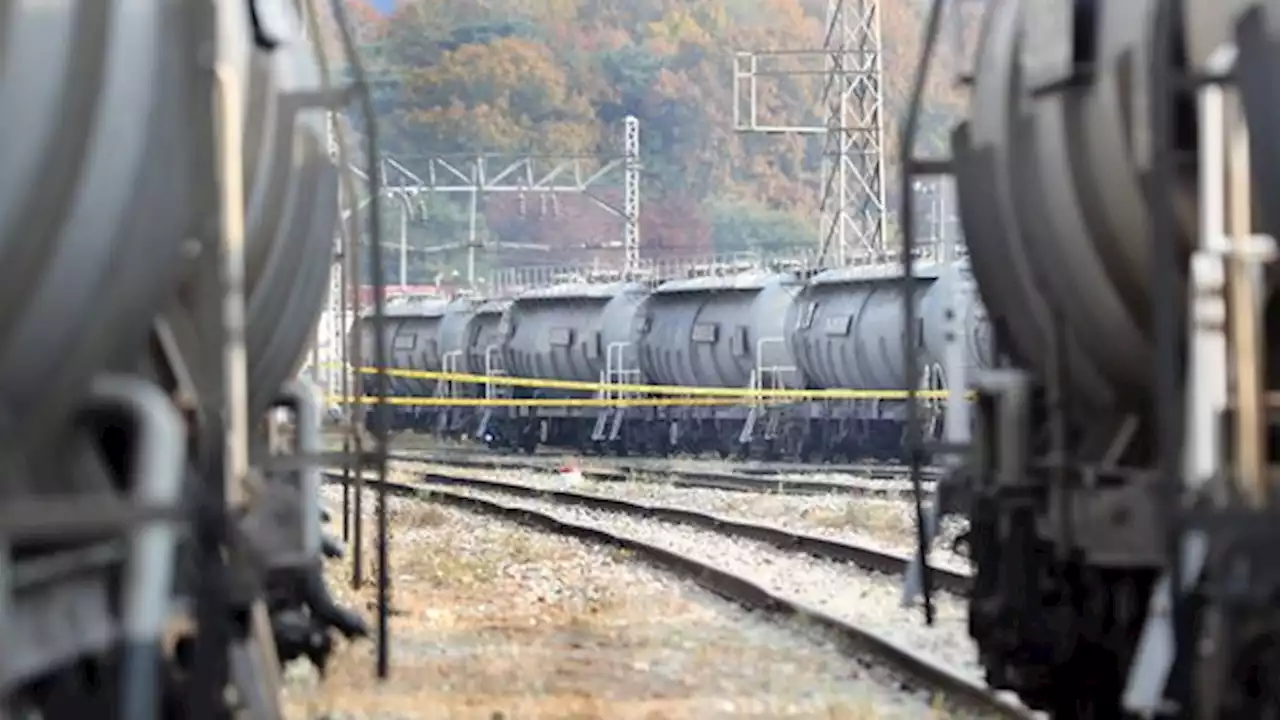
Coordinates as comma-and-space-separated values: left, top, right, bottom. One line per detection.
956, 0, 1280, 410
503, 282, 648, 394
154, 0, 338, 418
919, 262, 994, 380
465, 299, 513, 377
437, 296, 478, 373
385, 298, 451, 398
438, 297, 513, 381
357, 298, 450, 398
0, 2, 198, 448
636, 272, 803, 389
786, 264, 939, 391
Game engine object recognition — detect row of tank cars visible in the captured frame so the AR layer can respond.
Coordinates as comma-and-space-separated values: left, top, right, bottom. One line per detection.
3, 1, 364, 716
356, 259, 991, 462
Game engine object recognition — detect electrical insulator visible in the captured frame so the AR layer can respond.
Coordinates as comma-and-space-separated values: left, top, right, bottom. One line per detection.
518, 192, 527, 216
551, 193, 560, 217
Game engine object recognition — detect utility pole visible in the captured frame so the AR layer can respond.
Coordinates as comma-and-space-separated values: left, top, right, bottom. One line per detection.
732, 0, 887, 266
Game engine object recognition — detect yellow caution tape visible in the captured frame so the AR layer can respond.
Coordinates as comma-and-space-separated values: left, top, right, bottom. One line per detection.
326, 395, 802, 407
327, 365, 967, 401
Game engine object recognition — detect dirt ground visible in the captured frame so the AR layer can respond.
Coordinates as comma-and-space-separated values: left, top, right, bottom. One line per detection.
280, 490, 958, 720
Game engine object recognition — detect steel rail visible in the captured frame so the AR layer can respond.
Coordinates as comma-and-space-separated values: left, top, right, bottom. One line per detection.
407, 470, 972, 595
387, 442, 945, 478
389, 451, 939, 498
323, 472, 1021, 719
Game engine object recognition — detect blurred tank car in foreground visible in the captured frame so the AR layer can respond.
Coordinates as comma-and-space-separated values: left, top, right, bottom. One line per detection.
355, 257, 991, 462
910, 0, 1280, 716
0, 0, 365, 716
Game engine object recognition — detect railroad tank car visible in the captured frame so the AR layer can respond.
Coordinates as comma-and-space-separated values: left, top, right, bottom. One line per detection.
636, 272, 803, 389
499, 282, 648, 449
386, 297, 451, 398
353, 298, 450, 429
932, 0, 1280, 716
633, 271, 805, 456
503, 281, 647, 388
787, 265, 939, 391
171, 1, 339, 422
1, 0, 362, 712
783, 264, 941, 458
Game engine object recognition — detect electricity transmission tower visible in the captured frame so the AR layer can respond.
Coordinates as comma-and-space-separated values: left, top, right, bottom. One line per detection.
732, 0, 887, 266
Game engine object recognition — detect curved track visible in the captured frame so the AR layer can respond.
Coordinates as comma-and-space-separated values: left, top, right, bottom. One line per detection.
323, 470, 1015, 717
409, 470, 970, 595
390, 450, 939, 498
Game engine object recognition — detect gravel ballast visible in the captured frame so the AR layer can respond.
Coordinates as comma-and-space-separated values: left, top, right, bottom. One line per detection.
400, 477, 981, 681
399, 460, 971, 573
287, 487, 986, 719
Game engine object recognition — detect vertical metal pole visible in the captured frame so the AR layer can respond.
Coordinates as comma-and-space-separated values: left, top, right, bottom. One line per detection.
468, 161, 479, 288
623, 115, 641, 275
188, 3, 231, 714
399, 194, 409, 289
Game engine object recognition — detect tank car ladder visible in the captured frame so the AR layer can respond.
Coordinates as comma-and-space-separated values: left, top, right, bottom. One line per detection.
593, 342, 639, 444
474, 344, 507, 443
739, 337, 796, 452
434, 351, 462, 435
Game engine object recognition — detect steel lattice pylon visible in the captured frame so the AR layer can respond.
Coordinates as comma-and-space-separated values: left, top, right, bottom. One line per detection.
817, 0, 887, 265
732, 0, 887, 266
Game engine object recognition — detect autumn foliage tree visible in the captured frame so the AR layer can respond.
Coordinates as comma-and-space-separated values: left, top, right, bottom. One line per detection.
337, 0, 970, 281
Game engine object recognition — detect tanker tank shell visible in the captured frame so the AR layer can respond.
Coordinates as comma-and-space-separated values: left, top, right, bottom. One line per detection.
503, 282, 648, 395
786, 264, 939, 392
116, 0, 339, 419
636, 272, 803, 390
0, 1, 199, 446
463, 299, 512, 377
384, 298, 451, 398
918, 262, 994, 378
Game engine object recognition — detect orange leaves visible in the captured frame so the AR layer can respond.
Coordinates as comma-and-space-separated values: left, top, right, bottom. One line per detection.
362, 0, 980, 269
398, 34, 600, 155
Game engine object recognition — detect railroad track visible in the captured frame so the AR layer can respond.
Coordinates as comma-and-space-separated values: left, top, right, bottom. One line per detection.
389, 449, 940, 498
324, 470, 1017, 718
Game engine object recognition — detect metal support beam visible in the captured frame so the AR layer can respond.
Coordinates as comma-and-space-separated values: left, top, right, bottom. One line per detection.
337, 115, 642, 289
732, 0, 887, 266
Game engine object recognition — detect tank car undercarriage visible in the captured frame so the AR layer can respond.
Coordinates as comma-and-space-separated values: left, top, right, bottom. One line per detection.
384, 399, 937, 463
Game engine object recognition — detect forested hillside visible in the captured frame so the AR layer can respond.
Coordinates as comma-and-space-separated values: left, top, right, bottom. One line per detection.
332, 0, 967, 283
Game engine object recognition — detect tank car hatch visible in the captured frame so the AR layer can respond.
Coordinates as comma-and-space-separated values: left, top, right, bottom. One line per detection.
636, 271, 803, 390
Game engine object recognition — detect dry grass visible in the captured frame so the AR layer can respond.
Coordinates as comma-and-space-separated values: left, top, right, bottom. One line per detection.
282, 490, 973, 720
796, 500, 912, 537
